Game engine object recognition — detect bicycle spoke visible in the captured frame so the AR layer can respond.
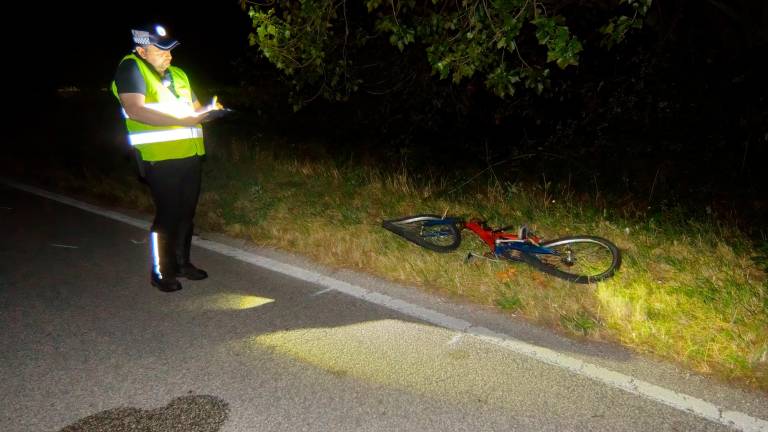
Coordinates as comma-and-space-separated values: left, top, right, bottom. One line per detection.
519, 236, 621, 283
542, 243, 613, 276
382, 214, 462, 253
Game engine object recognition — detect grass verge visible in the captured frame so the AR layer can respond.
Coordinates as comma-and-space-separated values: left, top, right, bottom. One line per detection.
16, 140, 768, 391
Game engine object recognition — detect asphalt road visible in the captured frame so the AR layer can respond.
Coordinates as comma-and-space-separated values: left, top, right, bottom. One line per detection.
1, 184, 766, 432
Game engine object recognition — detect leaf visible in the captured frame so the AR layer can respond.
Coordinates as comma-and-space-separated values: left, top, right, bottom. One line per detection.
366, 0, 383, 12
243, 0, 652, 106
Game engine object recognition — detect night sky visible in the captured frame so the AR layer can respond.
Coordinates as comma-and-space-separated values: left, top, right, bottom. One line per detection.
40, 2, 253, 91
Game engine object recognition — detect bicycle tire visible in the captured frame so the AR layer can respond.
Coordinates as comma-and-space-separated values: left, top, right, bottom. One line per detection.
382, 214, 462, 253
516, 236, 621, 284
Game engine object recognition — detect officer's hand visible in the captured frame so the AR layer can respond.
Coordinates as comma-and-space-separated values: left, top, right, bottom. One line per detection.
179, 113, 209, 127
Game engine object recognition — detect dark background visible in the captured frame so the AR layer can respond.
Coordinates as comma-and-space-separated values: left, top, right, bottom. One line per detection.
13, 1, 768, 234
30, 2, 251, 92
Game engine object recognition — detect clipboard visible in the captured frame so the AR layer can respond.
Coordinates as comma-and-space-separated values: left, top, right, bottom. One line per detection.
200, 108, 233, 122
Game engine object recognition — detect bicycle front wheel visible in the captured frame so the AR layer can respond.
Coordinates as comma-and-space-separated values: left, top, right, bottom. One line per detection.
382, 214, 461, 253
519, 236, 621, 284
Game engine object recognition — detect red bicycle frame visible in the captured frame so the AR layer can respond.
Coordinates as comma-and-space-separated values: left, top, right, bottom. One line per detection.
460, 218, 542, 253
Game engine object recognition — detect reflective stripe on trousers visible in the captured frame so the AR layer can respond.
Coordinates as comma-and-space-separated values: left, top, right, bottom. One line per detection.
128, 127, 203, 145
151, 231, 164, 279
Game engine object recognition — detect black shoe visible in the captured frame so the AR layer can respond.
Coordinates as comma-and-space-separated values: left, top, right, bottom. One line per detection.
151, 272, 183, 292
176, 263, 208, 280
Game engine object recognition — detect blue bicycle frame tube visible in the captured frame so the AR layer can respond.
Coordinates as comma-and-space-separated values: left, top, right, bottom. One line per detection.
495, 242, 555, 256
422, 218, 460, 227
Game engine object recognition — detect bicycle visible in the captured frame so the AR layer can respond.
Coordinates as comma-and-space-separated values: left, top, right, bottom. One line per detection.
382, 214, 621, 284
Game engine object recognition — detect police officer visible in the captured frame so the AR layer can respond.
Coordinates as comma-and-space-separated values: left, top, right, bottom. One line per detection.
112, 25, 217, 292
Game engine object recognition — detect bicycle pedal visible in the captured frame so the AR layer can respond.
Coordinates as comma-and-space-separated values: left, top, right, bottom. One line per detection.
465, 252, 497, 263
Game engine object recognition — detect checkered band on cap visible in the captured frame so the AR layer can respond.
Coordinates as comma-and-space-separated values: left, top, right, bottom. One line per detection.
131, 30, 152, 45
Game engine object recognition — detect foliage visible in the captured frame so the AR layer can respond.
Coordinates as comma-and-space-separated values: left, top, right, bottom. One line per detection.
242, 0, 652, 108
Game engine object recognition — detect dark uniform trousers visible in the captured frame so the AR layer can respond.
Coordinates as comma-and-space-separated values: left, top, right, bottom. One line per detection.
144, 155, 202, 278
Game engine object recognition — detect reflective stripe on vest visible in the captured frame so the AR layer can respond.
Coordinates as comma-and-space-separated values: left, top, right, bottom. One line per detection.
129, 127, 203, 145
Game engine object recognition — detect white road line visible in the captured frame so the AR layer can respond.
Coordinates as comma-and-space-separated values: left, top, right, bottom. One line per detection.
311, 287, 335, 296
4, 178, 767, 432
50, 243, 79, 249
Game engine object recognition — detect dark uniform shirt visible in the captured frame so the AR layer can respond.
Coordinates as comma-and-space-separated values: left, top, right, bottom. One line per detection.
114, 57, 197, 102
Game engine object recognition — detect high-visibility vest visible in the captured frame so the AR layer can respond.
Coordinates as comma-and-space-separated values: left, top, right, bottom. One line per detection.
111, 53, 205, 162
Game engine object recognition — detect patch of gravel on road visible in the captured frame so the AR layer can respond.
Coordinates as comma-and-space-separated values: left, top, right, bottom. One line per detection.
59, 395, 229, 432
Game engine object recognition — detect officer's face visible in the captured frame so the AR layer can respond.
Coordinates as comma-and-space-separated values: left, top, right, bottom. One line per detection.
137, 45, 172, 74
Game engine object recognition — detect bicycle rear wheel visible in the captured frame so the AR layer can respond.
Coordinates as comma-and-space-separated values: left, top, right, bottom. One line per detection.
382, 214, 461, 253
518, 236, 621, 284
